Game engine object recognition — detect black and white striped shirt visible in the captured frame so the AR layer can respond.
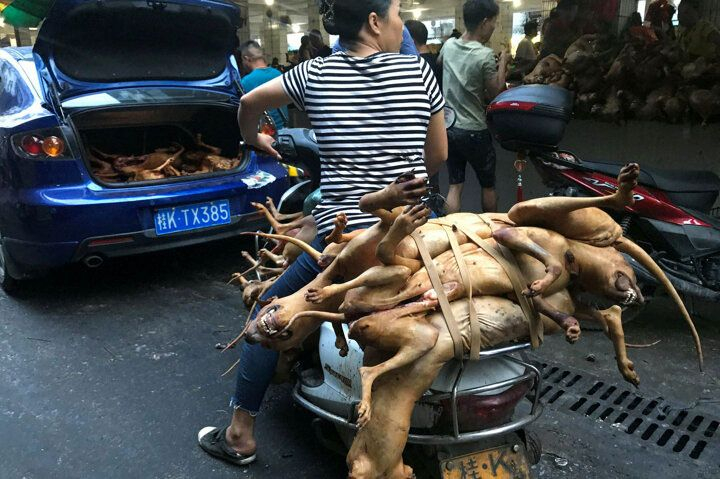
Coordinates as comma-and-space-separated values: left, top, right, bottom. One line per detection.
282, 52, 444, 234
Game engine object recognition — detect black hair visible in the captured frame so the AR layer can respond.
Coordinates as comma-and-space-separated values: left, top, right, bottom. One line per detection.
463, 0, 500, 32
405, 19, 428, 45
320, 0, 393, 41
524, 20, 538, 35
308, 28, 325, 48
556, 0, 578, 12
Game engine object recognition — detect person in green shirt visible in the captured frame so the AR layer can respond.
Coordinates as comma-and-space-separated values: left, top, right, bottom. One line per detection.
678, 0, 720, 60
439, 0, 510, 213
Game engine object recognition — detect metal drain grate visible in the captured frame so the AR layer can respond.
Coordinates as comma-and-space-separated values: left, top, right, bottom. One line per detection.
529, 358, 718, 461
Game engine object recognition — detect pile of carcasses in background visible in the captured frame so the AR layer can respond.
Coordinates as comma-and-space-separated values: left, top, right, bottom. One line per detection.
524, 34, 720, 125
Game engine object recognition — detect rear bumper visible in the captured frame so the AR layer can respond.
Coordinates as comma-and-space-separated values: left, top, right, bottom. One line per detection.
0, 152, 291, 277
3, 210, 268, 278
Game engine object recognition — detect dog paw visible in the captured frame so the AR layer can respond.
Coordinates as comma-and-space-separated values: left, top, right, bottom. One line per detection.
565, 324, 581, 344
317, 254, 336, 270
522, 284, 540, 297
618, 359, 640, 387
304, 288, 326, 304
356, 401, 372, 429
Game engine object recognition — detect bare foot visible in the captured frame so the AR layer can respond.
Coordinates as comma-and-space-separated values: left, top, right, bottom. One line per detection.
325, 213, 348, 244
610, 163, 640, 209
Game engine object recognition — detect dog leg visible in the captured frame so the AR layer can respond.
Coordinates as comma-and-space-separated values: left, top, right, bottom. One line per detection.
331, 322, 350, 357
376, 204, 428, 271
325, 213, 349, 244
265, 196, 303, 222
601, 305, 639, 387
508, 164, 640, 226
251, 201, 307, 234
351, 317, 439, 429
305, 265, 411, 304
258, 248, 284, 266
347, 314, 451, 479
576, 304, 639, 386
532, 295, 580, 343
492, 227, 564, 296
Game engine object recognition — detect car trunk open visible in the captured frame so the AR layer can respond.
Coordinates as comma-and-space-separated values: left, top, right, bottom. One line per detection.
33, 0, 241, 101
69, 103, 246, 185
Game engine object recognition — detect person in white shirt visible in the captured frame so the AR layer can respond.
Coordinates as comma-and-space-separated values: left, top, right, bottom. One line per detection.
515, 20, 538, 75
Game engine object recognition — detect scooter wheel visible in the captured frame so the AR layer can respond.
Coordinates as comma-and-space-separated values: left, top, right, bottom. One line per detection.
525, 431, 542, 465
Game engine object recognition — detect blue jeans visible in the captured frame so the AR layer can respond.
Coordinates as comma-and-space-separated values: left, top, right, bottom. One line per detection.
230, 235, 327, 414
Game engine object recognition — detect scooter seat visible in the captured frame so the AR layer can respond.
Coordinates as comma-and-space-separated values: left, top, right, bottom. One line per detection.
579, 158, 720, 213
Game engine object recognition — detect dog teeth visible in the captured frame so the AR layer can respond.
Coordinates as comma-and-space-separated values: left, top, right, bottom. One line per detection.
260, 316, 277, 336
622, 289, 636, 306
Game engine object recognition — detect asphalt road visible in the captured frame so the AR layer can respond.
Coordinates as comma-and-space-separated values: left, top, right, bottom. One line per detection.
1, 170, 719, 478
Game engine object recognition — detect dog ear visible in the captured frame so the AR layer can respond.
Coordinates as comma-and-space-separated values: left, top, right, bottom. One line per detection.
258, 296, 278, 307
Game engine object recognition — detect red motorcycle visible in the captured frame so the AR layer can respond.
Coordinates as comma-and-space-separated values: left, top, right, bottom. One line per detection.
487, 85, 720, 309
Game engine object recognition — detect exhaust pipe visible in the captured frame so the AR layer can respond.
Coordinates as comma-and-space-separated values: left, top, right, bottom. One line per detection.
83, 255, 104, 268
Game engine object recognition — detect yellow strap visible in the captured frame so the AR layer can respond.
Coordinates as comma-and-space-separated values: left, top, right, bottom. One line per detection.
443, 225, 482, 360
456, 225, 543, 349
411, 231, 464, 360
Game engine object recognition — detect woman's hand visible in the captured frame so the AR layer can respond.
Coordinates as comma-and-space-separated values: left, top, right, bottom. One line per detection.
248, 133, 282, 160
359, 175, 427, 213
384, 176, 427, 206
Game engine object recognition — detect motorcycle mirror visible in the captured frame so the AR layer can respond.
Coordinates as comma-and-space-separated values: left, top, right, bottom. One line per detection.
444, 106, 457, 130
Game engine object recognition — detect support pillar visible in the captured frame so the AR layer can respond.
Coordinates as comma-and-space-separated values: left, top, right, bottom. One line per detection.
307, 0, 329, 41
236, 0, 251, 43
454, 0, 464, 33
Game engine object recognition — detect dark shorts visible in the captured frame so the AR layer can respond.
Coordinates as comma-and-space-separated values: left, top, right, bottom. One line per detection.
447, 127, 497, 188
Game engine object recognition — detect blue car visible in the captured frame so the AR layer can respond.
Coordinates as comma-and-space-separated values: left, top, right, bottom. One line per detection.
0, 0, 294, 291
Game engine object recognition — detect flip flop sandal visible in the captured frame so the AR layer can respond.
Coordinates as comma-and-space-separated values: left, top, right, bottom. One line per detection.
198, 426, 257, 466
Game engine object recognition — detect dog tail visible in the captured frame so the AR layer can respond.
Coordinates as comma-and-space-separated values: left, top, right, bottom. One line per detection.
241, 232, 321, 262
615, 236, 703, 371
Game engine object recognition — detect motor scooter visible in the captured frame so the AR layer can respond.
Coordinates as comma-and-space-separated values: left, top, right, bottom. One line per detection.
526, 151, 720, 306
263, 122, 544, 479
486, 85, 720, 311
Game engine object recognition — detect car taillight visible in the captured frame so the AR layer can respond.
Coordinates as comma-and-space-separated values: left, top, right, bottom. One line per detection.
13, 129, 69, 160
21, 135, 43, 156
41, 136, 66, 157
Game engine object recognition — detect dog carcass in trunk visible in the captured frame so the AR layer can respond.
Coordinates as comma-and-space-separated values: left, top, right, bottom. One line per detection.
71, 104, 244, 184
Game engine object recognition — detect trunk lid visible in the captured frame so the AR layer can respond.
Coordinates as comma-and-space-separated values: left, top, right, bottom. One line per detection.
33, 0, 241, 105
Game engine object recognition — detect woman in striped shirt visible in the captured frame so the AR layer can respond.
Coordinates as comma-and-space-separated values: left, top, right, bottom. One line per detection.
198, 0, 447, 466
